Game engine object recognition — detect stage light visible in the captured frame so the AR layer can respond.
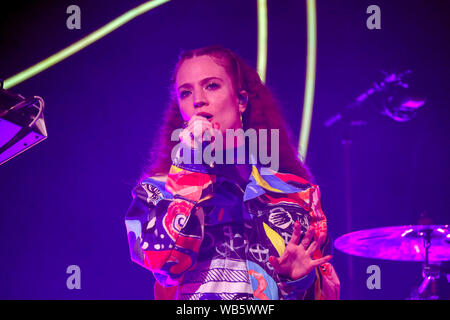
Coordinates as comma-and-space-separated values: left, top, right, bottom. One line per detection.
0, 82, 47, 166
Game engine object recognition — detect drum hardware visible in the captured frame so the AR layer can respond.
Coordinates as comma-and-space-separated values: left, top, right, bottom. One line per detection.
334, 225, 449, 299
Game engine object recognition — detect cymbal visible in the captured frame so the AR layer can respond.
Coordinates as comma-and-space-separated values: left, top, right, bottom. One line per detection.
334, 225, 450, 262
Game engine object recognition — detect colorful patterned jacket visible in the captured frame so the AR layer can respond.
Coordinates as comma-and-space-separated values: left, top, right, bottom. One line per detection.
125, 162, 340, 300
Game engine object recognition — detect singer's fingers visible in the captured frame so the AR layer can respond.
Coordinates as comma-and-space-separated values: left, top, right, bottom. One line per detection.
186, 118, 213, 139
268, 256, 281, 271
187, 119, 211, 133
179, 130, 198, 149
187, 115, 213, 128
305, 237, 320, 255
300, 225, 314, 249
289, 221, 302, 246
185, 121, 210, 134
181, 117, 216, 151
312, 255, 332, 267
179, 129, 192, 144
278, 251, 289, 264
181, 123, 205, 147
205, 128, 216, 146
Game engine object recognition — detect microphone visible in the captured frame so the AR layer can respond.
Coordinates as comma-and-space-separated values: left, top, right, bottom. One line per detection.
324, 70, 425, 127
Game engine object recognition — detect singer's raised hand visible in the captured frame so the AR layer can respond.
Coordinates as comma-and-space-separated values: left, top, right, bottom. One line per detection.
269, 222, 332, 281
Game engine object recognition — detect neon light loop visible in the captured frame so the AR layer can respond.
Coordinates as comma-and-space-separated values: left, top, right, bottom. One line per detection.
4, 0, 316, 160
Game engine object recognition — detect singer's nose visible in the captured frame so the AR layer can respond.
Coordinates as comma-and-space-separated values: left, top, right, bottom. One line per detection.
194, 100, 207, 108
193, 90, 208, 109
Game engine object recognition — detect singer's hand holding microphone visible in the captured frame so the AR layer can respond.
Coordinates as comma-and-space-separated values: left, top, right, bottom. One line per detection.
180, 115, 219, 151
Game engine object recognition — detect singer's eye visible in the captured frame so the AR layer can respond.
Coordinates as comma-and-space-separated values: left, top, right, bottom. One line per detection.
206, 82, 220, 90
179, 90, 191, 99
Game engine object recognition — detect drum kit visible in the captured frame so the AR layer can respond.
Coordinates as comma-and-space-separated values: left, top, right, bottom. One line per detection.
334, 224, 450, 299
328, 70, 446, 299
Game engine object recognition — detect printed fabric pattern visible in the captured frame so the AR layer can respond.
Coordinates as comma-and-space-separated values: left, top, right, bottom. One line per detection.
125, 163, 340, 300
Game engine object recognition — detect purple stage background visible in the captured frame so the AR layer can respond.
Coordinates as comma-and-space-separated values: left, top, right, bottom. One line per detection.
0, 0, 449, 299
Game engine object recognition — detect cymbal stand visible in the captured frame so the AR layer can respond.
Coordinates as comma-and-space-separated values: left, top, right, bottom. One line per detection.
410, 228, 440, 300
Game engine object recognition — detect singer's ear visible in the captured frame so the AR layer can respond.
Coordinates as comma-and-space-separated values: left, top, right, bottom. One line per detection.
238, 90, 248, 113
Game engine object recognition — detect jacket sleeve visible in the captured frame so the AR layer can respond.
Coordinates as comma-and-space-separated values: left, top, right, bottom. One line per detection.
276, 184, 340, 300
125, 165, 214, 287
308, 184, 341, 300
277, 270, 316, 300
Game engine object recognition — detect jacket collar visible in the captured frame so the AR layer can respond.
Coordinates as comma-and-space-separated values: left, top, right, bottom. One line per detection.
243, 164, 303, 201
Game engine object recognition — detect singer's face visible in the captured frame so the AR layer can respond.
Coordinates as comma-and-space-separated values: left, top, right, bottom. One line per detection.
175, 55, 246, 133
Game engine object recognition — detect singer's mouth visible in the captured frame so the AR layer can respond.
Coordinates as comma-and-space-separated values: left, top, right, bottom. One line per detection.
196, 112, 214, 120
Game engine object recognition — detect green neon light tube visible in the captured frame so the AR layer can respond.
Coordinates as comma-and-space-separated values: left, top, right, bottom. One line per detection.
298, 0, 317, 161
3, 0, 170, 89
257, 0, 268, 84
